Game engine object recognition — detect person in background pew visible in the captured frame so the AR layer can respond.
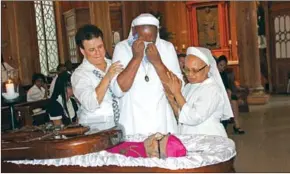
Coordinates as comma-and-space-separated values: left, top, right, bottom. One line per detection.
47, 71, 78, 126
49, 64, 66, 98
27, 73, 48, 102
217, 55, 245, 134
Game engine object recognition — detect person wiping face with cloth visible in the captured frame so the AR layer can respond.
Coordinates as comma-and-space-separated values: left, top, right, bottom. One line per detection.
110, 13, 184, 136
163, 47, 234, 137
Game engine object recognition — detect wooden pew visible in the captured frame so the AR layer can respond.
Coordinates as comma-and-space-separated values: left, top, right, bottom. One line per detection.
1, 99, 51, 131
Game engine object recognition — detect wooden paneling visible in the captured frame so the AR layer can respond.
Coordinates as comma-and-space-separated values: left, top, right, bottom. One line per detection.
89, 2, 113, 56
1, 1, 39, 85
163, 2, 190, 53
60, 1, 89, 12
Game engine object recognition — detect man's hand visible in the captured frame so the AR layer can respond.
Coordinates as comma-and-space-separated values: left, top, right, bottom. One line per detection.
132, 39, 145, 59
146, 43, 162, 66
105, 61, 124, 81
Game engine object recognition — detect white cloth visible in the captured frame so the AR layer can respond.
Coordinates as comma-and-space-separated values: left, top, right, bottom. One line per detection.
179, 78, 228, 137
71, 58, 115, 130
6, 134, 236, 170
1, 62, 14, 82
27, 85, 46, 102
49, 75, 58, 98
111, 13, 184, 136
186, 47, 234, 121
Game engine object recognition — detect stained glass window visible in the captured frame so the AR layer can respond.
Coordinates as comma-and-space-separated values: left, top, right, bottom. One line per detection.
34, 1, 59, 75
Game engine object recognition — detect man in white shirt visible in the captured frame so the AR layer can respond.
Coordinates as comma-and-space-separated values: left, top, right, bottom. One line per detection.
110, 13, 183, 136
164, 47, 234, 137
71, 24, 123, 131
27, 73, 48, 102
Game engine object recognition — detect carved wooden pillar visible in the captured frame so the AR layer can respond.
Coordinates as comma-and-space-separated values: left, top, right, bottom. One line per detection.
235, 2, 269, 104
1, 1, 40, 85
89, 2, 113, 56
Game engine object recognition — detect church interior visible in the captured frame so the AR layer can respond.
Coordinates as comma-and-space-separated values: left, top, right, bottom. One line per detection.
1, 1, 290, 172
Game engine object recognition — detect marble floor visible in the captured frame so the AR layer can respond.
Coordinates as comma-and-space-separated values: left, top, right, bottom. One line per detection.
228, 95, 290, 172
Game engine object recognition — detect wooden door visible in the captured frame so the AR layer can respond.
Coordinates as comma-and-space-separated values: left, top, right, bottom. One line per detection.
269, 2, 290, 93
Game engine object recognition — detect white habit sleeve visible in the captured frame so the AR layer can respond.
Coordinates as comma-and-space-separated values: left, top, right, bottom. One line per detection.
110, 42, 130, 98
179, 86, 222, 126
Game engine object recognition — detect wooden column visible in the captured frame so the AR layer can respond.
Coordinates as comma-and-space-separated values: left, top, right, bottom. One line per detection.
54, 1, 69, 64
89, 2, 113, 56
1, 1, 40, 85
235, 2, 269, 104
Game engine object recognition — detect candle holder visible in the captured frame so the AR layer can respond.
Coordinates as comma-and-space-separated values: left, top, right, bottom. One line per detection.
2, 69, 20, 100
2, 79, 19, 100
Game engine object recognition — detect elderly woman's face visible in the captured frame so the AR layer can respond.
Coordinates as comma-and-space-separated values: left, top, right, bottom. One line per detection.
184, 55, 209, 84
133, 25, 157, 43
144, 133, 169, 158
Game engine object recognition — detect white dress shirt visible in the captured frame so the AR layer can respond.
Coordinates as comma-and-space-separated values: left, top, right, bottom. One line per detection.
71, 58, 115, 131
179, 77, 227, 137
27, 85, 46, 102
110, 39, 183, 136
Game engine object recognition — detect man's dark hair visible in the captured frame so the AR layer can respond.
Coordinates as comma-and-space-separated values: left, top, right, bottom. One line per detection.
75, 24, 103, 49
32, 73, 46, 84
177, 53, 186, 59
56, 64, 65, 72
217, 55, 228, 64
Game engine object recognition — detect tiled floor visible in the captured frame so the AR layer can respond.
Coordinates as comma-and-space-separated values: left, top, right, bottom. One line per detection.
228, 95, 290, 172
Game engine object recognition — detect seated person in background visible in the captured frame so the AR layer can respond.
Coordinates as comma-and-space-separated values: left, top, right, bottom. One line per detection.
163, 47, 233, 137
217, 55, 245, 134
47, 71, 78, 126
71, 24, 123, 131
49, 64, 66, 97
177, 53, 188, 84
107, 133, 186, 158
27, 73, 48, 102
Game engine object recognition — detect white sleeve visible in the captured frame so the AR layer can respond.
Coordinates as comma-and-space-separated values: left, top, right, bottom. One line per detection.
71, 71, 100, 112
110, 43, 130, 98
179, 87, 222, 126
164, 43, 185, 87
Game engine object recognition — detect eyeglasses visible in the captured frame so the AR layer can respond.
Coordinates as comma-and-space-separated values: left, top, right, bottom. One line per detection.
183, 64, 207, 76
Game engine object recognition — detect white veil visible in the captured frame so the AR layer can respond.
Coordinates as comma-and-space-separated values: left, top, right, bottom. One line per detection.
186, 47, 234, 120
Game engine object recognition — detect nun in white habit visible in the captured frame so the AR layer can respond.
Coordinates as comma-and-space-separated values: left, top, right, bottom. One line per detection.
164, 47, 233, 137
110, 13, 184, 136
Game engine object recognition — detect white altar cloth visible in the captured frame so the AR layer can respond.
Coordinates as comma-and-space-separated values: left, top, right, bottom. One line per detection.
7, 134, 236, 170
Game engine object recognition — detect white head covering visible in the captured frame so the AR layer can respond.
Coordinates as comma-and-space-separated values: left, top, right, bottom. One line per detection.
186, 47, 234, 120
128, 13, 161, 45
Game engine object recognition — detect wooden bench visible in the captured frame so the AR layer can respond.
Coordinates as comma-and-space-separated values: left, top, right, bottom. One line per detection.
1, 99, 51, 131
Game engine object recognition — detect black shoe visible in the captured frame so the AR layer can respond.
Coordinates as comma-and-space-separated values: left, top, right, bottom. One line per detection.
233, 126, 245, 134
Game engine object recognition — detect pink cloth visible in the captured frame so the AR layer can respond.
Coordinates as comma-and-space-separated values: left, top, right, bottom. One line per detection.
106, 142, 147, 158
106, 135, 186, 158
166, 135, 187, 157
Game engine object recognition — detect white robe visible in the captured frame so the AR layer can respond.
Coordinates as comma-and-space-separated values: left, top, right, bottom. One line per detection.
111, 39, 183, 136
179, 77, 227, 137
71, 58, 115, 131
